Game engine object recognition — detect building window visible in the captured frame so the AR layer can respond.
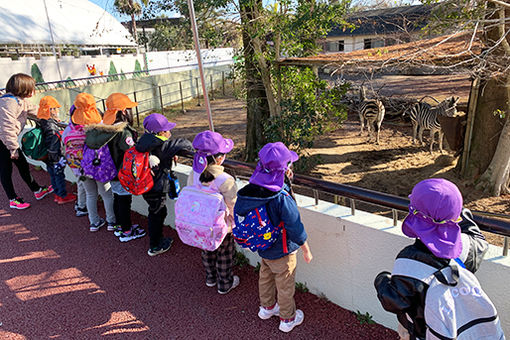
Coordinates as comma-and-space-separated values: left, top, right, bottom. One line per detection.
338, 40, 344, 52
364, 38, 372, 49
373, 39, 384, 48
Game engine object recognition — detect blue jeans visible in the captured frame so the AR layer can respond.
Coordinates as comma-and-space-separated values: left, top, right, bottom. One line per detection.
46, 163, 67, 198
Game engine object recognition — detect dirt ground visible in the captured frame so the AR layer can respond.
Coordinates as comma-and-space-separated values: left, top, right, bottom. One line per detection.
164, 92, 509, 246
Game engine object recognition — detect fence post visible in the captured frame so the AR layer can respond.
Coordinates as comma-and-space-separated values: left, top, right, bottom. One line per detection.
133, 91, 140, 126
195, 77, 201, 106
210, 74, 213, 101
392, 209, 398, 227
158, 86, 164, 111
179, 81, 185, 114
101, 99, 106, 112
222, 71, 225, 96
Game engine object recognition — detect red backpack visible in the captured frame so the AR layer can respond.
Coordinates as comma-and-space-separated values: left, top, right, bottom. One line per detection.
118, 147, 154, 195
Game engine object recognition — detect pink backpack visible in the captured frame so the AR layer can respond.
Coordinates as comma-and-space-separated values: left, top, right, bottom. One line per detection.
174, 173, 230, 251
63, 124, 86, 177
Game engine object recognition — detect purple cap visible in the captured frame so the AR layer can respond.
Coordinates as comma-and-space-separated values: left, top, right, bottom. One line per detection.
249, 142, 299, 192
402, 178, 463, 259
143, 113, 176, 133
192, 130, 234, 173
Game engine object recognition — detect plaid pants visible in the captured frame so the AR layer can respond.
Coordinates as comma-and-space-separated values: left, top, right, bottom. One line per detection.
201, 233, 235, 292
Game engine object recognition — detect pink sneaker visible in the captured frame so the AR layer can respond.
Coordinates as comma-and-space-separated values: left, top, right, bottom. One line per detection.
9, 198, 30, 210
34, 186, 53, 200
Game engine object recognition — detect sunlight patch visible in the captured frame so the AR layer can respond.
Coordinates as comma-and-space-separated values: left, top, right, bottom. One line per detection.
81, 311, 149, 335
5, 268, 103, 301
0, 250, 59, 264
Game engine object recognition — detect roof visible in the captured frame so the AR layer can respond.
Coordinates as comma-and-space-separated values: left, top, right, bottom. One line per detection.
0, 0, 136, 46
328, 4, 434, 37
279, 32, 480, 71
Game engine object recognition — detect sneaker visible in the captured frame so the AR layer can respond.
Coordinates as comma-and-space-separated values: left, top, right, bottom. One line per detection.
55, 193, 77, 205
218, 275, 240, 295
206, 280, 217, 288
279, 310, 304, 333
34, 186, 53, 200
114, 224, 141, 237
258, 303, 280, 320
119, 226, 146, 243
9, 197, 30, 210
75, 204, 88, 217
107, 222, 117, 232
90, 218, 106, 232
147, 237, 173, 256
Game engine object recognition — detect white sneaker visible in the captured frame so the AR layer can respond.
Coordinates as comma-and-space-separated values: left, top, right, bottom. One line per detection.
258, 303, 280, 320
279, 309, 304, 333
218, 275, 240, 294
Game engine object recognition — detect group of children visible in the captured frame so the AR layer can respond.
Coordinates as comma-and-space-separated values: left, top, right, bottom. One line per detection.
0, 73, 504, 337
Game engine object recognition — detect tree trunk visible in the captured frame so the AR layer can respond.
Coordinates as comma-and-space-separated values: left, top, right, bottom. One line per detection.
463, 78, 509, 180
241, 0, 270, 162
131, 13, 138, 44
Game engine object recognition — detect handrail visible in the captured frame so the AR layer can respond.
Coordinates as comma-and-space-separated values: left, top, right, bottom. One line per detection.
169, 150, 510, 238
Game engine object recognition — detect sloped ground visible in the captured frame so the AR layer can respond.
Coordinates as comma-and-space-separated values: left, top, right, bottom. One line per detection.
0, 169, 397, 339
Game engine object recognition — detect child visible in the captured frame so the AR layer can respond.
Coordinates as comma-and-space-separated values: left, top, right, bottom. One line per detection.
188, 130, 239, 294
0, 73, 52, 209
374, 178, 489, 340
37, 96, 76, 204
135, 113, 193, 256
62, 105, 87, 216
87, 92, 145, 242
73, 93, 116, 232
234, 142, 313, 333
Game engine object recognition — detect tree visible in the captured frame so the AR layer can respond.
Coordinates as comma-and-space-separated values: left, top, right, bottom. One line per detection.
419, 0, 510, 196
114, 0, 150, 44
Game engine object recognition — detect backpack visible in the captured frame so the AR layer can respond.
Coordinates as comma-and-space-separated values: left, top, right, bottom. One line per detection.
392, 258, 505, 340
63, 124, 86, 170
21, 126, 48, 161
174, 173, 230, 251
233, 196, 286, 252
118, 147, 154, 195
81, 144, 117, 183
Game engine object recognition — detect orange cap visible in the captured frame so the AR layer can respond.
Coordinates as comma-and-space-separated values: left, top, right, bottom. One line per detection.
103, 93, 138, 125
37, 96, 61, 119
72, 93, 101, 125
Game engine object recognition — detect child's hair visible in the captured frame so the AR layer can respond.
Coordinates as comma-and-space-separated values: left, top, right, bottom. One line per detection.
113, 109, 134, 126
6, 73, 35, 98
199, 153, 225, 183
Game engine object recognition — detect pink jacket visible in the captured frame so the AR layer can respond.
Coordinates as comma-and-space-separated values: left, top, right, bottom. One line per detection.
0, 94, 36, 156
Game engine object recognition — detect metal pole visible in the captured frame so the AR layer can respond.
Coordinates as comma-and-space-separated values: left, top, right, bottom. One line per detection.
133, 91, 140, 126
187, 0, 214, 131
158, 86, 164, 111
195, 78, 201, 107
222, 71, 225, 96
43, 0, 63, 81
504, 237, 508, 257
392, 209, 398, 227
210, 74, 213, 101
179, 81, 185, 113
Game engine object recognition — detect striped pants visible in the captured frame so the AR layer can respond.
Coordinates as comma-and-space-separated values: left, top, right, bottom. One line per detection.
201, 233, 235, 292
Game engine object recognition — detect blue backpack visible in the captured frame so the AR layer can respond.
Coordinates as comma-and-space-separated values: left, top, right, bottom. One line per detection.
233, 204, 286, 252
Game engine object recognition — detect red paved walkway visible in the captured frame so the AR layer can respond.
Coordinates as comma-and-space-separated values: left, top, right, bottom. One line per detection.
0, 167, 398, 339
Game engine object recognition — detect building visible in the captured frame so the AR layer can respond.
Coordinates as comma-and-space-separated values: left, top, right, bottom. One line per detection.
0, 0, 136, 58
323, 5, 434, 53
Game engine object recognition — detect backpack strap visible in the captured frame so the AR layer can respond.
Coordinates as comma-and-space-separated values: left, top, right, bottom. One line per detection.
391, 258, 438, 285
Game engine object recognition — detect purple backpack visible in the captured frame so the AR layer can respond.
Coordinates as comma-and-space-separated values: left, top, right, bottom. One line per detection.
82, 144, 117, 183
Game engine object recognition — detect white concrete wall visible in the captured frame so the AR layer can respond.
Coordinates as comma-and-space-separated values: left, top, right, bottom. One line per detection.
26, 154, 510, 335
0, 48, 234, 87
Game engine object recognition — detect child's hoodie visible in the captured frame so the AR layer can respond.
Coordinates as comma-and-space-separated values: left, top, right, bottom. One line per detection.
235, 182, 307, 260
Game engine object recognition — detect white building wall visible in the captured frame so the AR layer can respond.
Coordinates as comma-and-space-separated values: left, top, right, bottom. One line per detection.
25, 155, 510, 335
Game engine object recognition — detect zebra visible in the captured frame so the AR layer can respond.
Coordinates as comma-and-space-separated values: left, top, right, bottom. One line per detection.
359, 86, 385, 144
408, 96, 459, 153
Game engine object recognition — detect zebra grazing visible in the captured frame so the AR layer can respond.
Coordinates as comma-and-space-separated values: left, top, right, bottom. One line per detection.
359, 86, 386, 144
408, 96, 459, 153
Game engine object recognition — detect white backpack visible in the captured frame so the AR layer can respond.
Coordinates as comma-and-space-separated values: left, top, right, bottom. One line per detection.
392, 258, 505, 340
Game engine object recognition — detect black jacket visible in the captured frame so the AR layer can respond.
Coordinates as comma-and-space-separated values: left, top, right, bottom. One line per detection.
135, 133, 193, 195
39, 118, 63, 164
374, 208, 488, 340
84, 122, 138, 170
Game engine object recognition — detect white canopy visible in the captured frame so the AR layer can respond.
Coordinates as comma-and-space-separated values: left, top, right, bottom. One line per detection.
0, 0, 136, 46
